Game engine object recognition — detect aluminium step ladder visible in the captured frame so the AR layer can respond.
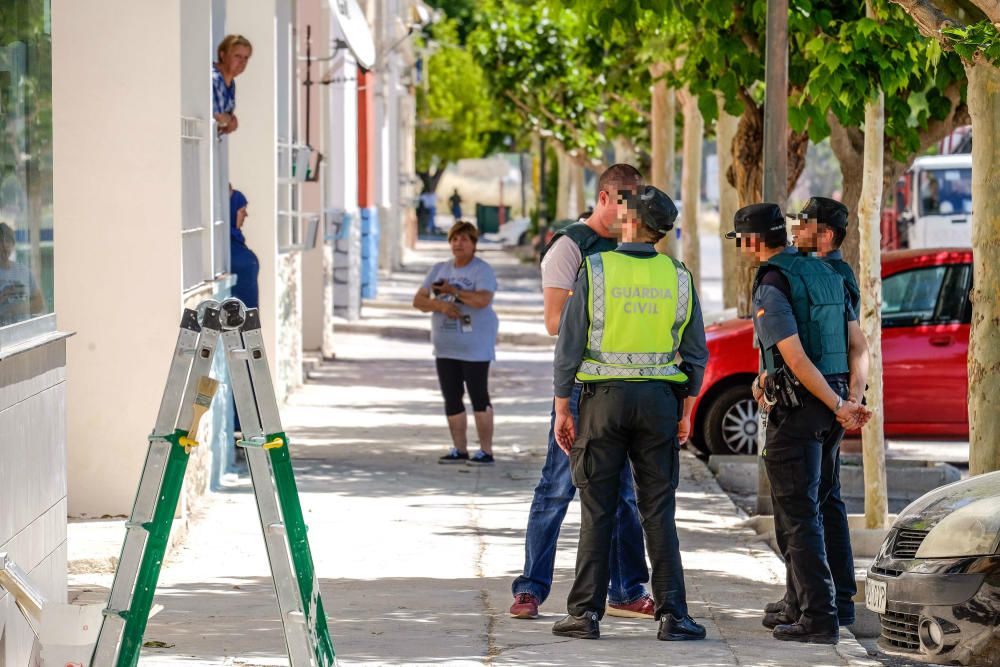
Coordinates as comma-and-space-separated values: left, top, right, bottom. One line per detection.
90, 298, 335, 667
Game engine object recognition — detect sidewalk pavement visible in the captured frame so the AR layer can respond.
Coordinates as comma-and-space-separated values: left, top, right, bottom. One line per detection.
69, 240, 878, 666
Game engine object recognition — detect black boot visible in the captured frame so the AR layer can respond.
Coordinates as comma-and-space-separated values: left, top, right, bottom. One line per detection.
763, 599, 785, 614
773, 622, 839, 644
762, 609, 796, 629
552, 611, 600, 640
657, 614, 707, 641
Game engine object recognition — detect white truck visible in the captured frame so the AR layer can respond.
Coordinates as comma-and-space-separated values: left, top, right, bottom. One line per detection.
896, 154, 973, 249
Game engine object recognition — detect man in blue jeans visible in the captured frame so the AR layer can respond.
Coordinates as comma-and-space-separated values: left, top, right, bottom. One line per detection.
510, 164, 653, 620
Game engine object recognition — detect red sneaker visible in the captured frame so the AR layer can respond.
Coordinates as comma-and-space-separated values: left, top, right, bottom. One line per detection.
509, 593, 540, 619
607, 594, 655, 619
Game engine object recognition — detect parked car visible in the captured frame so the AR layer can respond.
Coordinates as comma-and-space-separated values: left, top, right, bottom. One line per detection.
481, 216, 531, 247
865, 470, 1000, 665
691, 248, 973, 455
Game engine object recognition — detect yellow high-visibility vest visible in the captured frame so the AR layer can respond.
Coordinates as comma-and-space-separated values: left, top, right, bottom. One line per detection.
575, 250, 693, 384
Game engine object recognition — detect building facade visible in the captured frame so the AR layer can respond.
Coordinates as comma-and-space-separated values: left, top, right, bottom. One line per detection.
1, 0, 421, 662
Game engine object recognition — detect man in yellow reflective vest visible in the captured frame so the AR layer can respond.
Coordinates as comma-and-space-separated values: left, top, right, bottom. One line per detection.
550, 185, 709, 642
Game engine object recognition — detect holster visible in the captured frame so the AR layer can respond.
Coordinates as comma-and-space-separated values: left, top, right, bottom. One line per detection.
765, 367, 804, 410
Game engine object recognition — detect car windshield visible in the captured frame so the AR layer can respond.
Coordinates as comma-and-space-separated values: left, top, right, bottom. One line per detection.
896, 470, 1000, 530
919, 167, 972, 217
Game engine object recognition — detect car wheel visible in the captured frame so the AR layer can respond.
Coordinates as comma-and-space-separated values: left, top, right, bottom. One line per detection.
703, 385, 759, 456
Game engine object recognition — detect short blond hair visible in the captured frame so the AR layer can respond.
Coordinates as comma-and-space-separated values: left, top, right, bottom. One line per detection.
217, 34, 253, 62
447, 220, 479, 243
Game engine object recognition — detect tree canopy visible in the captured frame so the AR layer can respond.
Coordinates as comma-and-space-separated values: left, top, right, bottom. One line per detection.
415, 19, 499, 192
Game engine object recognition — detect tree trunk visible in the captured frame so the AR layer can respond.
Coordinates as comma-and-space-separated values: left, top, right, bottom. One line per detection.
730, 104, 763, 318
570, 158, 585, 219
681, 90, 703, 293
613, 137, 637, 165
858, 87, 889, 529
717, 97, 741, 309
651, 62, 678, 258
732, 102, 764, 207
417, 168, 444, 195
727, 98, 809, 316
966, 59, 1000, 476
829, 117, 865, 272
556, 145, 571, 220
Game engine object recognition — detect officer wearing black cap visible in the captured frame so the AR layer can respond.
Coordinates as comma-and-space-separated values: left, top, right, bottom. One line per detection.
550, 185, 709, 642
756, 196, 861, 632
726, 203, 871, 645
790, 197, 860, 311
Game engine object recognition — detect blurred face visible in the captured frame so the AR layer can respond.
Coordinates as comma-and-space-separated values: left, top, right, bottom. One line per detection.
236, 205, 248, 229
795, 218, 834, 254
597, 186, 639, 236
221, 45, 251, 78
449, 233, 476, 262
735, 233, 767, 262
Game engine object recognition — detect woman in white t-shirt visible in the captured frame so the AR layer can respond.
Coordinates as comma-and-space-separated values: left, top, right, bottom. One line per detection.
413, 221, 499, 465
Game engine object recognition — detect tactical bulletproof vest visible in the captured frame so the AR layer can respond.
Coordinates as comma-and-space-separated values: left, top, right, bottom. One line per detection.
541, 222, 618, 261
825, 257, 860, 314
576, 251, 692, 384
754, 252, 850, 376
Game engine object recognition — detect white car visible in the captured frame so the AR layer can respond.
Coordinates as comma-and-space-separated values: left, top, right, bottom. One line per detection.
482, 217, 531, 246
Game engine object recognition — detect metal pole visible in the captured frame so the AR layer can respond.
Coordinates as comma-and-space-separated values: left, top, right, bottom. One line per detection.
758, 0, 789, 515
762, 0, 788, 207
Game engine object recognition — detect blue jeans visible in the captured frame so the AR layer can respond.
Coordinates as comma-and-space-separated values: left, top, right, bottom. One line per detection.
512, 384, 649, 605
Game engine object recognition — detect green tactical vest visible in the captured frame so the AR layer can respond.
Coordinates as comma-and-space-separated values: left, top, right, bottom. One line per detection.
541, 222, 618, 261
754, 251, 850, 376
824, 256, 860, 314
576, 251, 693, 384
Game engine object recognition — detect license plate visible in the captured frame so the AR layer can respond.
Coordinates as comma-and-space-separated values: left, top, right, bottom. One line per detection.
866, 578, 887, 614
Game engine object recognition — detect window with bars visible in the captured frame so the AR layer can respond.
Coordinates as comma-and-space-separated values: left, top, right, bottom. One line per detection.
181, 116, 230, 291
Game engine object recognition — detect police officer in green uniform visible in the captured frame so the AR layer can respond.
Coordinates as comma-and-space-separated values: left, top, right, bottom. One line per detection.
550, 186, 709, 642
791, 196, 859, 311
726, 203, 871, 644
758, 196, 860, 630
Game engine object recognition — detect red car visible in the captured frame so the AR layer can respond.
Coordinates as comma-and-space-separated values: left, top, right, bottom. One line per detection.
691, 248, 973, 456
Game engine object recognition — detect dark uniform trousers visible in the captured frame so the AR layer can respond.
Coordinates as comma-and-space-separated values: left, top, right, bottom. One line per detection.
764, 377, 855, 628
567, 381, 688, 620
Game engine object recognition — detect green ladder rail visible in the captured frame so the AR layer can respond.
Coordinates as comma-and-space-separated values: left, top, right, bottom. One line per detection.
90, 300, 336, 667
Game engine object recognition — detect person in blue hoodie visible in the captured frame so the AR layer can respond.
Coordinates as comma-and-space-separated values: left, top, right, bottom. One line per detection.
229, 188, 258, 442
230, 188, 259, 310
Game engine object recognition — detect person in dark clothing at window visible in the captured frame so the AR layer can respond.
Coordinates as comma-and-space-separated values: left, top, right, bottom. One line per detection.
230, 189, 258, 310
229, 188, 258, 442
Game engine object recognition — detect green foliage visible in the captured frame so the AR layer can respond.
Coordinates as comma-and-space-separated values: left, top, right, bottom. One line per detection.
0, 0, 53, 173
574, 0, 966, 163
941, 20, 1000, 66
415, 20, 498, 180
468, 1, 651, 164
424, 0, 478, 44
794, 0, 966, 161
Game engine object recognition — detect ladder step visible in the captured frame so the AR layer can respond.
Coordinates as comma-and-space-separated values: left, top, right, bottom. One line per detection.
286, 610, 306, 624
267, 522, 287, 536
124, 521, 150, 530
102, 607, 128, 619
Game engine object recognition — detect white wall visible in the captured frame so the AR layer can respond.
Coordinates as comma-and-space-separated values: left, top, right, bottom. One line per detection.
300, 0, 326, 352
0, 341, 68, 665
227, 0, 290, 399
53, 0, 186, 517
